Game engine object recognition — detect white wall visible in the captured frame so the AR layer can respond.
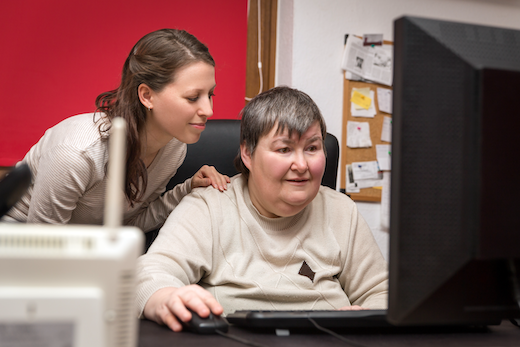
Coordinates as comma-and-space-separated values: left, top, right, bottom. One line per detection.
276, 0, 520, 259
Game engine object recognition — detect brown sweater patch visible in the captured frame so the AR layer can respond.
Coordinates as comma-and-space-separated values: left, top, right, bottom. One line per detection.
298, 261, 315, 282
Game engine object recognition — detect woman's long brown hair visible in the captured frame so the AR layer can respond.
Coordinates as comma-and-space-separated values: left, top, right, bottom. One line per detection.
95, 29, 214, 205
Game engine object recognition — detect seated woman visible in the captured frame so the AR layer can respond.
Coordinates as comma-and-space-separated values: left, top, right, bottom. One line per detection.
136, 86, 388, 332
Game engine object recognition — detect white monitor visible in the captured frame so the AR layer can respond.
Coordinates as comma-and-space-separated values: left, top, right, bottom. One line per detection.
0, 223, 143, 347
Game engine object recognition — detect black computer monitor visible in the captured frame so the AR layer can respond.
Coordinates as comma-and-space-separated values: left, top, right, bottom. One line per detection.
388, 16, 520, 326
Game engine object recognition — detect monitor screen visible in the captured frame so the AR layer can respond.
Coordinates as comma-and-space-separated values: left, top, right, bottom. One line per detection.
388, 16, 520, 326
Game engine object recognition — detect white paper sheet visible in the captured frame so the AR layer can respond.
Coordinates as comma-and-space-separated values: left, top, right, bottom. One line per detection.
380, 171, 391, 232
341, 35, 393, 86
347, 121, 372, 148
376, 144, 392, 171
351, 90, 377, 118
352, 160, 380, 180
381, 116, 392, 143
345, 164, 384, 192
377, 88, 392, 114
345, 164, 361, 193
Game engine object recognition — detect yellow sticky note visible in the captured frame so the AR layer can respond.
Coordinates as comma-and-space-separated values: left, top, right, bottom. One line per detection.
351, 90, 372, 110
352, 88, 371, 110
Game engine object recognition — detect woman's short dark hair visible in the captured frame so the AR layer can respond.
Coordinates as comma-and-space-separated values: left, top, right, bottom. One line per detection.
95, 29, 214, 205
234, 86, 327, 179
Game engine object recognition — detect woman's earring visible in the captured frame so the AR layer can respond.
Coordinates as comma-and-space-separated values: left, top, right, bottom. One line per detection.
148, 106, 152, 112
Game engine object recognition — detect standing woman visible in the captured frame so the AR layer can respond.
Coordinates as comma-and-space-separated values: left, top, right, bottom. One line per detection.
3, 29, 230, 232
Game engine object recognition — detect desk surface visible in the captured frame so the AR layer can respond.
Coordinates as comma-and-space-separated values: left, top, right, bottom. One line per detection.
139, 319, 520, 347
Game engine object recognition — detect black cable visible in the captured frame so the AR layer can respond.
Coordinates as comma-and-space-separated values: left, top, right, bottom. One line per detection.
215, 329, 269, 347
307, 317, 370, 347
508, 259, 520, 329
509, 259, 520, 306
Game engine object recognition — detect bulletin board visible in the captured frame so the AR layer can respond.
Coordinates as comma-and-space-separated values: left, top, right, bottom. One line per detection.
340, 78, 393, 202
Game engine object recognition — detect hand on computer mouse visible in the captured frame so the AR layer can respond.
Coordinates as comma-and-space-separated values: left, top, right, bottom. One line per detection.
143, 284, 224, 332
181, 308, 229, 334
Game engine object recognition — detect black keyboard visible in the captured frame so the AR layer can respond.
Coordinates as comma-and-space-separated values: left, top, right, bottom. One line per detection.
226, 309, 392, 329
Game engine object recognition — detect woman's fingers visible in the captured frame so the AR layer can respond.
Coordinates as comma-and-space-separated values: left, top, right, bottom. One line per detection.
191, 165, 230, 191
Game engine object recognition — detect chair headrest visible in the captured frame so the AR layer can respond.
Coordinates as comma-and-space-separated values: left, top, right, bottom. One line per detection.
0, 163, 32, 218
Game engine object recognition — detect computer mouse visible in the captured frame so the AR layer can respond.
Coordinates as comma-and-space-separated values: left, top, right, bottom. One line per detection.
181, 308, 229, 334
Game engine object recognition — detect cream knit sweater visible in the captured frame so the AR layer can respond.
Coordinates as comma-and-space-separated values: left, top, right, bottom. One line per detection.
136, 175, 388, 316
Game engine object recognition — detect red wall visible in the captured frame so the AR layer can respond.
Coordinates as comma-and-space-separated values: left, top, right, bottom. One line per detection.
0, 0, 247, 166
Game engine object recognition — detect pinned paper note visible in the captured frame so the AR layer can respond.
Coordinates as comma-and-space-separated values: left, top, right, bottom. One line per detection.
347, 121, 372, 148
376, 88, 392, 114
380, 171, 391, 231
346, 163, 384, 193
351, 90, 377, 118
352, 160, 380, 180
352, 87, 371, 110
351, 90, 372, 110
341, 35, 393, 86
363, 34, 383, 47
346, 164, 360, 193
376, 144, 391, 171
381, 116, 392, 142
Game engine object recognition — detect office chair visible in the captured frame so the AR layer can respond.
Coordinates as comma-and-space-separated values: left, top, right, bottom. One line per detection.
145, 119, 339, 251
0, 164, 32, 219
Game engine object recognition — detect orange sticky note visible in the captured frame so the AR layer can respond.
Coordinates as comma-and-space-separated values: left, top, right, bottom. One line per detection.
351, 90, 372, 110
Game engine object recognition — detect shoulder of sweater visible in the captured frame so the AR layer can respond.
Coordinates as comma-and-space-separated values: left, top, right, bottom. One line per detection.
42, 113, 107, 150
26, 113, 108, 174
48, 112, 104, 131
190, 174, 243, 203
312, 186, 361, 222
317, 185, 356, 206
311, 187, 368, 245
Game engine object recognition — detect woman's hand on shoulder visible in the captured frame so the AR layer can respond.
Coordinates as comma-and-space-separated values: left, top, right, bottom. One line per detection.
143, 285, 224, 332
191, 165, 230, 192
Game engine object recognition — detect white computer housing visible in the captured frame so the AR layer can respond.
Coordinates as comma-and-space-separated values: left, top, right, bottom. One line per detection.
0, 223, 143, 347
0, 118, 144, 347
